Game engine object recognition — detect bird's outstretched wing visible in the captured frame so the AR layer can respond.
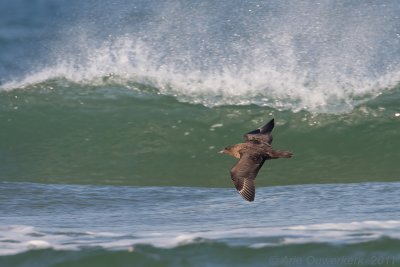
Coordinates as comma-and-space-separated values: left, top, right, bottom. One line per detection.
230, 153, 266, 202
244, 119, 274, 144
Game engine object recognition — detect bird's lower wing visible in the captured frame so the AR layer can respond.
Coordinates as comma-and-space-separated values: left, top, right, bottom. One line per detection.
232, 176, 255, 201
230, 154, 265, 202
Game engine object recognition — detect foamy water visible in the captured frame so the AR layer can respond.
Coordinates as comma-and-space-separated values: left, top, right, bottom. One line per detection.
2, 220, 400, 256
2, 1, 400, 113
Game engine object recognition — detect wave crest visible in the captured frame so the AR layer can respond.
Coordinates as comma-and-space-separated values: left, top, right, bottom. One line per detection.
2, 0, 400, 113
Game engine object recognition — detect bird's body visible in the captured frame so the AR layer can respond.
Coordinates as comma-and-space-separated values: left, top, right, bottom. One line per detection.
220, 119, 292, 202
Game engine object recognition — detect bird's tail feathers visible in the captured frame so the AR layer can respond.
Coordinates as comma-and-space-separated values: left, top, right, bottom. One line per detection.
268, 150, 293, 159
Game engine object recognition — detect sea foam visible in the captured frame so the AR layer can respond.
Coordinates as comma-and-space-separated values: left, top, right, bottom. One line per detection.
2, 220, 400, 255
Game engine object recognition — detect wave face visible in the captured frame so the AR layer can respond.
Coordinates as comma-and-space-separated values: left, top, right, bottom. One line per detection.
1, 81, 399, 186
2, 0, 400, 112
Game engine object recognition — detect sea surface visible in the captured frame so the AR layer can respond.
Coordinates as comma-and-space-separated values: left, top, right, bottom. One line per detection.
1, 0, 400, 266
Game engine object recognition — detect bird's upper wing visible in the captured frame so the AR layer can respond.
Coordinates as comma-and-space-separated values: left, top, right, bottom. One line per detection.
230, 152, 266, 202
244, 119, 274, 144
244, 133, 273, 144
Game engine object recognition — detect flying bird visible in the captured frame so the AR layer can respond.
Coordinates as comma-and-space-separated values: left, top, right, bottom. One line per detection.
219, 119, 293, 202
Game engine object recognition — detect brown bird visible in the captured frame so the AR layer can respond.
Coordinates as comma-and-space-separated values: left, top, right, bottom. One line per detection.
219, 119, 293, 202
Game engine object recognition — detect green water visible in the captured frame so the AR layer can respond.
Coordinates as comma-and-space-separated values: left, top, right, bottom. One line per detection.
1, 82, 399, 187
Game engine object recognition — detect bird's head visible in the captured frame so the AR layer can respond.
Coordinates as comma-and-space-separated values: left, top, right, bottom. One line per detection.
218, 148, 227, 154
218, 145, 232, 154
218, 145, 239, 158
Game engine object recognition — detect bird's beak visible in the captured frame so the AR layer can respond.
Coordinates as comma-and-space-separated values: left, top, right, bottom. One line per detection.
218, 150, 225, 154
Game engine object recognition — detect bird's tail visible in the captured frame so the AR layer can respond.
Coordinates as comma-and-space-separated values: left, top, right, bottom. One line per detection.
268, 150, 293, 159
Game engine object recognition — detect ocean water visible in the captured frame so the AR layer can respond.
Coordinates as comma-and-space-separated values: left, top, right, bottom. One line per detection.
1, 0, 400, 266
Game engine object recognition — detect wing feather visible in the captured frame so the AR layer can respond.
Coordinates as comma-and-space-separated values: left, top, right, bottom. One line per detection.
230, 153, 265, 202
244, 119, 274, 144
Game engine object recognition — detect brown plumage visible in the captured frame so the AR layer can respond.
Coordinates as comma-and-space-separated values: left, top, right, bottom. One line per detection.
219, 119, 293, 202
